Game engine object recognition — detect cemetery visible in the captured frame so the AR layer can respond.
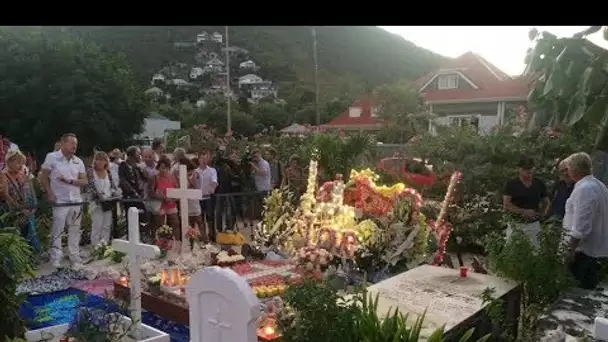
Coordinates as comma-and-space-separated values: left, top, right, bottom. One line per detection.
6, 151, 532, 342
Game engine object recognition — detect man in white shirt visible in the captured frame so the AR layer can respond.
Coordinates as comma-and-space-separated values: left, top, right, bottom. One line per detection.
564, 152, 608, 289
197, 150, 218, 239
39, 133, 88, 269
251, 149, 271, 192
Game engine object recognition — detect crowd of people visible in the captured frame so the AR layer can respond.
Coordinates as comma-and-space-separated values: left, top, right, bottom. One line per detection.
503, 153, 608, 290
0, 132, 308, 269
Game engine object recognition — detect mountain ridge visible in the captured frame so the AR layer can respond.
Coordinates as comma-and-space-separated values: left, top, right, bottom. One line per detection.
66, 26, 447, 100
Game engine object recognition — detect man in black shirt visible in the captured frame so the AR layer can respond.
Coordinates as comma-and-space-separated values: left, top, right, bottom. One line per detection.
118, 146, 149, 237
503, 156, 550, 247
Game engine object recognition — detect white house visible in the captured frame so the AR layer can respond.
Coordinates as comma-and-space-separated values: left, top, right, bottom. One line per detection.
190, 67, 204, 79
211, 32, 223, 43
204, 57, 224, 73
238, 74, 263, 88
169, 78, 190, 86
151, 73, 165, 84
144, 87, 164, 97
195, 98, 207, 108
251, 84, 278, 101
135, 113, 181, 146
196, 32, 209, 43
239, 60, 256, 69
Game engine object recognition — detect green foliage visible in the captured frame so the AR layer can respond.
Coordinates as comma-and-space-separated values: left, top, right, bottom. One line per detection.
64, 26, 445, 97
374, 82, 431, 143
485, 219, 574, 340
300, 133, 375, 180
407, 123, 595, 250
526, 26, 608, 147
279, 278, 490, 342
0, 214, 34, 340
0, 28, 148, 155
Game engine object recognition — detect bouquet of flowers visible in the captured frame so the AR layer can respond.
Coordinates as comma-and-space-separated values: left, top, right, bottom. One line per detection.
155, 225, 174, 257
185, 226, 201, 252
296, 246, 333, 272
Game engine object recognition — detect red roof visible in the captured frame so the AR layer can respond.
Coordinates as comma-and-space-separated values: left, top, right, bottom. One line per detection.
325, 97, 381, 128
415, 51, 531, 102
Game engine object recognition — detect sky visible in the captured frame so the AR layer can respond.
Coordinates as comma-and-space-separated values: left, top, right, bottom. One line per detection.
379, 26, 608, 76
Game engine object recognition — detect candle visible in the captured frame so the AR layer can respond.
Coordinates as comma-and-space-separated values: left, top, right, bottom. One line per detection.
263, 326, 275, 337
119, 276, 128, 287
460, 266, 468, 278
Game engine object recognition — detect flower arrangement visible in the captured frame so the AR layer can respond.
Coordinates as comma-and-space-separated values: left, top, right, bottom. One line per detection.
155, 224, 174, 258
296, 246, 333, 271
185, 226, 200, 252
89, 241, 124, 264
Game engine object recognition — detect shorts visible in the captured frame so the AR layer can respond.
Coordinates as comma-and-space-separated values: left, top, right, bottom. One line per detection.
157, 207, 178, 216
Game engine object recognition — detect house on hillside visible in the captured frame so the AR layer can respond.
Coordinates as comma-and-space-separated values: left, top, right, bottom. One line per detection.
250, 82, 277, 102
415, 51, 531, 134
211, 32, 223, 43
203, 57, 224, 73
197, 32, 209, 43
325, 51, 532, 134
134, 113, 181, 146
238, 74, 264, 88
190, 67, 204, 79
239, 60, 257, 69
144, 87, 164, 98
222, 46, 249, 59
151, 73, 166, 85
324, 97, 381, 131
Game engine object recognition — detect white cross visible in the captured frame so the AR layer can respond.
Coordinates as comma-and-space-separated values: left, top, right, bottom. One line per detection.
166, 164, 203, 253
111, 207, 161, 340
208, 308, 232, 342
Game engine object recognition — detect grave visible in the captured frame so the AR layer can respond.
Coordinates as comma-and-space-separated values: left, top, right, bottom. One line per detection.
166, 164, 203, 253
364, 264, 521, 341
26, 207, 169, 342
536, 286, 608, 341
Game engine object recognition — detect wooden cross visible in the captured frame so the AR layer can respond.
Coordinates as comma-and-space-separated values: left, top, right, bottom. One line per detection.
111, 207, 161, 340
166, 164, 203, 253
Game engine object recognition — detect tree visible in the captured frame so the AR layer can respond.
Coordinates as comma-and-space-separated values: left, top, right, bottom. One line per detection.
526, 26, 608, 146
252, 102, 290, 129
0, 28, 148, 156
373, 82, 431, 143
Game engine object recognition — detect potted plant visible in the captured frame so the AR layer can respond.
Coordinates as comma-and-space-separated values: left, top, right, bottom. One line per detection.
147, 274, 162, 296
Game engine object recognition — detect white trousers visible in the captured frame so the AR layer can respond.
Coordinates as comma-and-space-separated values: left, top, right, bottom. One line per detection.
50, 206, 83, 263
90, 205, 112, 246
506, 221, 541, 248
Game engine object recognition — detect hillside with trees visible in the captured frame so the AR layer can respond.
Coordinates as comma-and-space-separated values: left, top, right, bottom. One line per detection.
66, 26, 446, 93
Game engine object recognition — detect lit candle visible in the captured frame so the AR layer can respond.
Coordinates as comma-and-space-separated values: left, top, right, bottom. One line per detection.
119, 276, 128, 287
263, 325, 275, 337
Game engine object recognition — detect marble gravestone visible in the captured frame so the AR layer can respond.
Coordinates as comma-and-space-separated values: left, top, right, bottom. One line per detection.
365, 265, 520, 340
187, 266, 261, 342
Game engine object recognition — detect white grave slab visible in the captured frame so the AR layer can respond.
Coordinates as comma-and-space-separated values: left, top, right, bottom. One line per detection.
365, 265, 518, 338
167, 164, 203, 253
112, 207, 162, 340
187, 266, 261, 342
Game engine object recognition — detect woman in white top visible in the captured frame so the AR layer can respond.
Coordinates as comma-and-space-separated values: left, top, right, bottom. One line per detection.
86, 151, 120, 246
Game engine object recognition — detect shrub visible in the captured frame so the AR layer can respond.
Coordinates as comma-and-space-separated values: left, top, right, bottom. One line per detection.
407, 122, 595, 251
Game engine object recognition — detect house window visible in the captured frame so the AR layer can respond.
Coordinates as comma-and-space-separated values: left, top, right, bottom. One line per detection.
371, 106, 379, 117
448, 116, 479, 130
438, 74, 459, 90
349, 106, 362, 118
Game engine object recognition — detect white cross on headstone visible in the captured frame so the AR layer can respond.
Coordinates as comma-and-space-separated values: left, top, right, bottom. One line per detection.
112, 207, 161, 340
187, 266, 261, 342
208, 308, 232, 341
166, 164, 203, 253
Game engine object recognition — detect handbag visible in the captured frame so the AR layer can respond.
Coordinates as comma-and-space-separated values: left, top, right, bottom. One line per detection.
146, 175, 162, 213
100, 200, 115, 212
